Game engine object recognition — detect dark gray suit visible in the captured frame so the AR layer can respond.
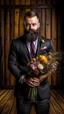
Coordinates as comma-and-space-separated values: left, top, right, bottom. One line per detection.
8, 35, 54, 114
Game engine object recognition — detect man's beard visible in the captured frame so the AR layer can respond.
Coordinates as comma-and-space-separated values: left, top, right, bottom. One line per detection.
24, 29, 39, 42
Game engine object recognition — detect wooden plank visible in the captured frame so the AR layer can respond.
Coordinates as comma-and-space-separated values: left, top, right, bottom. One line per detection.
50, 102, 57, 114
37, 0, 41, 5
10, 9, 16, 86
40, 9, 46, 37
26, 0, 30, 5
19, 9, 25, 36
26, 9, 30, 12
52, 9, 57, 52
36, 9, 41, 34
41, 0, 46, 5
10, 97, 17, 114
19, 0, 25, 5
1, 90, 14, 114
47, 0, 51, 5
30, 0, 36, 5
0, 9, 2, 87
0, 89, 64, 114
51, 8, 57, 87
48, 75, 51, 86
46, 9, 51, 39
0, 90, 10, 102
10, 0, 15, 5
4, 0, 9, 5
14, 9, 19, 38
26, 0, 30, 12
50, 94, 64, 114
0, 9, 5, 87
0, 0, 4, 5
15, 0, 19, 5
51, 72, 57, 87
0, 90, 13, 110
30, 0, 36, 12
4, 9, 11, 87
0, 90, 6, 96
57, 16, 61, 51
52, 90, 64, 102
30, 106, 36, 114
1, 92, 14, 114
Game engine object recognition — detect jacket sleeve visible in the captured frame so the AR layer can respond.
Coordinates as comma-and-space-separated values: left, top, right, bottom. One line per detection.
8, 40, 27, 81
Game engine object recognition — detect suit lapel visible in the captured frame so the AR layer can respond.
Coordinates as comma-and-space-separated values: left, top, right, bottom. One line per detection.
24, 42, 31, 60
36, 36, 48, 56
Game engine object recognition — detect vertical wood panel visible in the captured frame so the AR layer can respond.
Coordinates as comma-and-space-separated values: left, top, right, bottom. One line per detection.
0, 0, 4, 5
41, 0, 47, 5
15, 0, 19, 5
10, 9, 16, 86
30, 1, 36, 12
30, 0, 36, 5
4, 10, 11, 86
14, 9, 19, 38
10, 0, 15, 5
47, 0, 51, 5
51, 73, 57, 87
52, 9, 57, 51
19, 0, 25, 5
26, 0, 30, 5
40, 9, 46, 37
19, 9, 25, 36
57, 17, 61, 51
4, 0, 10, 5
37, 0, 41, 5
46, 9, 51, 39
36, 9, 41, 34
0, 9, 4, 87
26, 0, 30, 12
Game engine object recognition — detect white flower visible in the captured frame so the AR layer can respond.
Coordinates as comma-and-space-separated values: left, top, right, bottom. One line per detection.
37, 64, 44, 70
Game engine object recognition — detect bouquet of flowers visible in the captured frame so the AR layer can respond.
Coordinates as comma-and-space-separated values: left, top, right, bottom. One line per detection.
26, 52, 64, 102
26, 54, 51, 102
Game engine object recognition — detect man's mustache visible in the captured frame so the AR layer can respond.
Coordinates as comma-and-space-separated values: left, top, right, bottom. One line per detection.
25, 28, 39, 34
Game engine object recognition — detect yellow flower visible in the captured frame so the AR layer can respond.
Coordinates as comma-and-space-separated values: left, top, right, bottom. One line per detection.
41, 40, 45, 43
39, 55, 48, 64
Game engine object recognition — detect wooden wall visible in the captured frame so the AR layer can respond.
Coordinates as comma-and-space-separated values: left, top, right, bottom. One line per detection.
0, 0, 63, 88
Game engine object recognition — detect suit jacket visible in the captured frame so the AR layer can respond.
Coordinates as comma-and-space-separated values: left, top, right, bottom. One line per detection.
8, 35, 54, 100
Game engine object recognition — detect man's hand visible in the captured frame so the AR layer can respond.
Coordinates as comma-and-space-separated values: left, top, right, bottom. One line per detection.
24, 69, 52, 87
39, 69, 52, 83
24, 77, 40, 87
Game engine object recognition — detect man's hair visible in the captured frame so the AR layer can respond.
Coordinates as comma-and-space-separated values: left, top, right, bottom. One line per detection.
24, 11, 40, 23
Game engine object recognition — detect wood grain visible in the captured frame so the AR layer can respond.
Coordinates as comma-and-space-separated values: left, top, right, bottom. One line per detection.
0, 89, 64, 114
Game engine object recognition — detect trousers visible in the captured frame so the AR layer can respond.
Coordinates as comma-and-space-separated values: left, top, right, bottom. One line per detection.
16, 97, 50, 114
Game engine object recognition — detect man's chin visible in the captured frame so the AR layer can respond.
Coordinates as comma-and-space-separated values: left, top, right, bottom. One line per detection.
25, 33, 39, 42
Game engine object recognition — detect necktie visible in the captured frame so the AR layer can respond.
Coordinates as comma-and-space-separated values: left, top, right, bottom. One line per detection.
30, 41, 35, 57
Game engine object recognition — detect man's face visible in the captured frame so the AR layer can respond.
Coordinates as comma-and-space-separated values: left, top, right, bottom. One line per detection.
24, 16, 40, 42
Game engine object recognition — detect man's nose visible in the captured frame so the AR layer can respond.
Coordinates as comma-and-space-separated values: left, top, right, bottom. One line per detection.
29, 25, 34, 33
29, 24, 33, 30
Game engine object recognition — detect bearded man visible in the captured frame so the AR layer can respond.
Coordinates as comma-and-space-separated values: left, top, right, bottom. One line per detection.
8, 11, 54, 114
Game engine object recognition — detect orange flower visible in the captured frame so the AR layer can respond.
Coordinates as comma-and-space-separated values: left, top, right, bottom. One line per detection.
32, 58, 36, 61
